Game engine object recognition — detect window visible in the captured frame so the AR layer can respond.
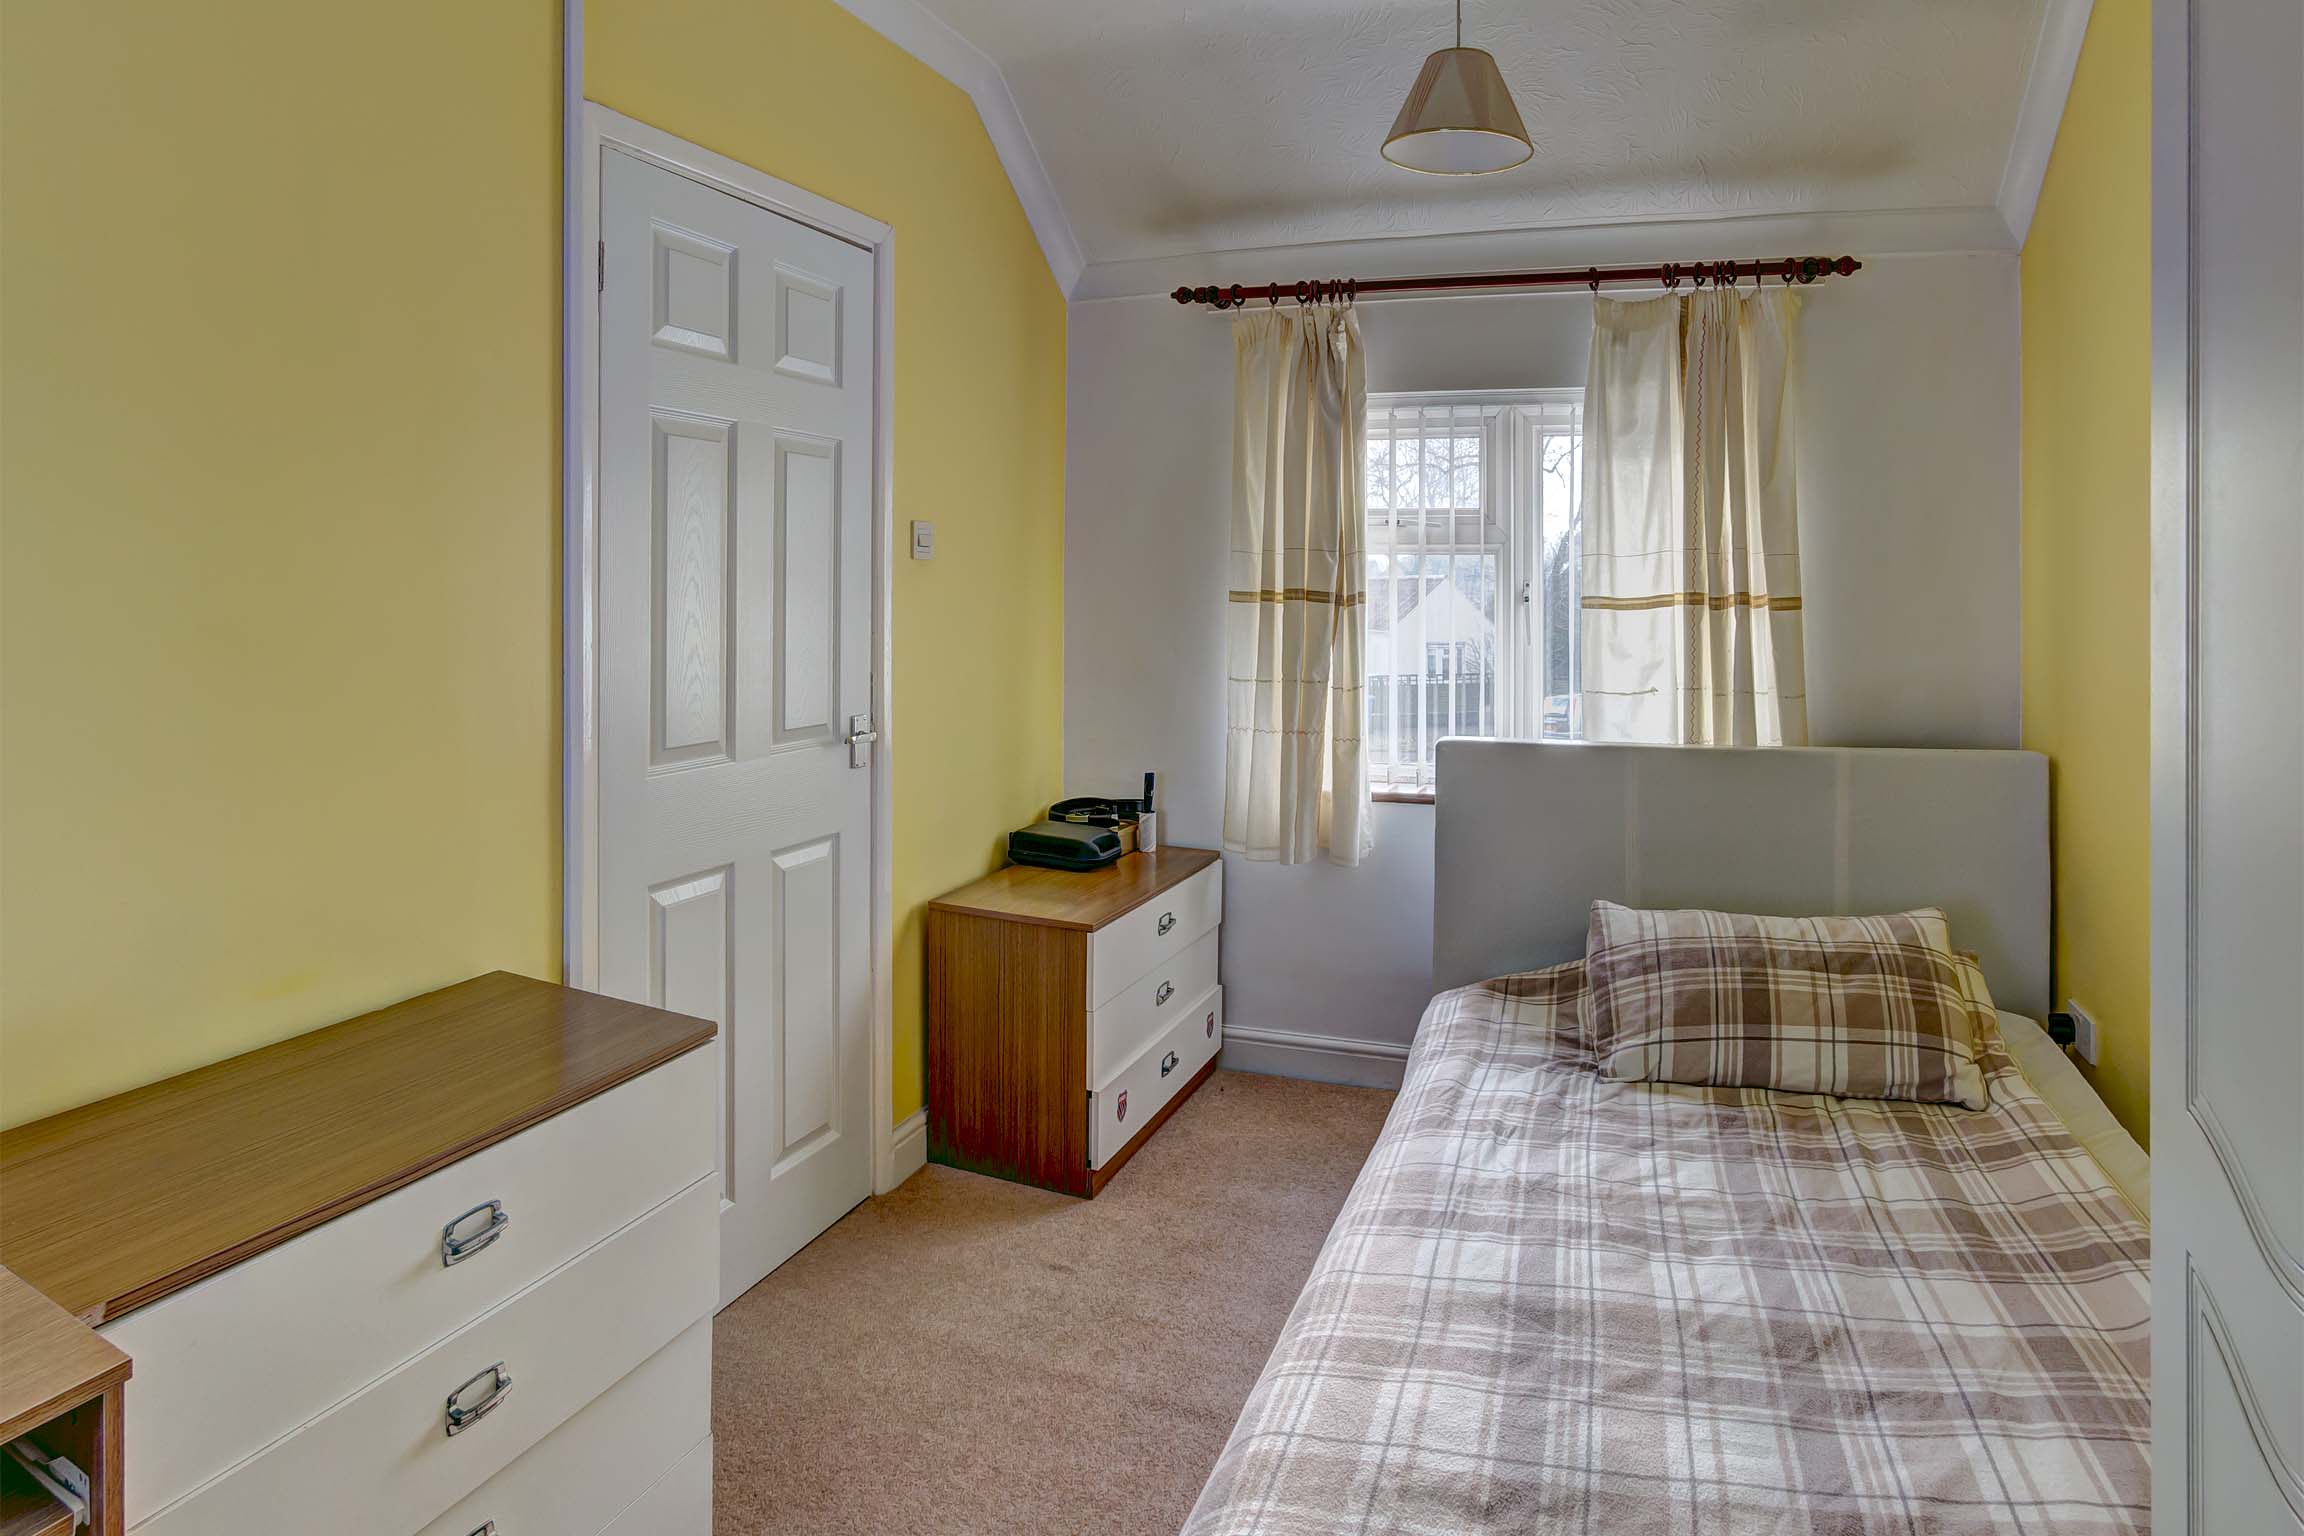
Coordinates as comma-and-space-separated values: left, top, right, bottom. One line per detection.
1364, 391, 1582, 793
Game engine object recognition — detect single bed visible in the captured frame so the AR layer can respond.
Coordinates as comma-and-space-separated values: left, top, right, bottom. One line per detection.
1184, 743, 2150, 1536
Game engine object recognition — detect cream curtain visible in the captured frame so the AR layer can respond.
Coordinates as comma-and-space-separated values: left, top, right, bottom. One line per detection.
1223, 304, 1372, 866
1579, 287, 1807, 746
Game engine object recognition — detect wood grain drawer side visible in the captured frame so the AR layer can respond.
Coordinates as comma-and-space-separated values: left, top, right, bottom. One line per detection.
105, 1048, 714, 1523
1087, 863, 1221, 1009
128, 1174, 716, 1536
415, 1318, 710, 1536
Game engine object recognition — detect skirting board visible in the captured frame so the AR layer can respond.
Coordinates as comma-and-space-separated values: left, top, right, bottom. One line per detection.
886, 1109, 928, 1192
1219, 1026, 1410, 1091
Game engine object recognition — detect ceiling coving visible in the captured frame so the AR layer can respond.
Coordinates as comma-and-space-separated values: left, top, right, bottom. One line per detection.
854, 0, 2074, 289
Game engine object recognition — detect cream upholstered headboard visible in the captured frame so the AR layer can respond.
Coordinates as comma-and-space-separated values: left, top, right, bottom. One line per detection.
1431, 742, 2051, 1018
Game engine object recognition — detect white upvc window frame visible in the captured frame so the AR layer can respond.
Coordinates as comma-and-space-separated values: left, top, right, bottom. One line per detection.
1364, 388, 1582, 796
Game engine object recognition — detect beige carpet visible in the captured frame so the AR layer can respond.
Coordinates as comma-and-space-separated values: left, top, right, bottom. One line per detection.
711, 1070, 1396, 1535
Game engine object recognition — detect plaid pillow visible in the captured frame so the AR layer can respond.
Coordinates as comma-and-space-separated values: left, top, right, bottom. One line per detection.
1583, 901, 1989, 1109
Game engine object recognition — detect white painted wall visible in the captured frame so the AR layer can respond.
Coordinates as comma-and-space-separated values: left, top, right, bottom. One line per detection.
1063, 253, 2023, 1077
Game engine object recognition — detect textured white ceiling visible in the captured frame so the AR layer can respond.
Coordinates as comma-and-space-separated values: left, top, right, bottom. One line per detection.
904, 0, 2051, 267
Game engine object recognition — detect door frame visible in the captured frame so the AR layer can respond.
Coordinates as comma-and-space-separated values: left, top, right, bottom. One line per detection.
563, 100, 905, 1196
2149, 0, 2304, 1525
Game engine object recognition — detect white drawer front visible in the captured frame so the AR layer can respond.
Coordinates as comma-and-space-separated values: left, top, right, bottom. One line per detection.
415, 1319, 709, 1536
106, 1048, 714, 1523
132, 1174, 717, 1536
1087, 863, 1221, 1009
1090, 984, 1221, 1169
601, 1435, 713, 1536
1088, 927, 1219, 1087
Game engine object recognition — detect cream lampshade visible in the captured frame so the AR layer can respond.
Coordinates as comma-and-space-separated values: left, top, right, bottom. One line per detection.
1381, 3, 1531, 176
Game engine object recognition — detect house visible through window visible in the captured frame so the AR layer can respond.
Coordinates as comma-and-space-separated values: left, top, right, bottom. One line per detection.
1365, 390, 1582, 794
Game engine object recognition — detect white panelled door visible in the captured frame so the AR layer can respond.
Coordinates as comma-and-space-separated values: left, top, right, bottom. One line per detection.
2151, 0, 2304, 1528
598, 148, 875, 1308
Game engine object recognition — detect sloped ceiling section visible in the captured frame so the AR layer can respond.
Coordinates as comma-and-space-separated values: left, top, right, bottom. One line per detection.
834, 0, 2090, 297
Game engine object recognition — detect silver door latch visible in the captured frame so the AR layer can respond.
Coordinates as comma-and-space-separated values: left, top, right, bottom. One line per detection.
846, 714, 878, 768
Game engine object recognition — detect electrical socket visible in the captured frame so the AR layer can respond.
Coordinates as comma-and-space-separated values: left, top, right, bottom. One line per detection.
2062, 999, 2100, 1066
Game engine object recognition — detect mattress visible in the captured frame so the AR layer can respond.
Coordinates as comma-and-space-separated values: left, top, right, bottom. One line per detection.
1183, 960, 2152, 1536
1997, 1009, 2150, 1218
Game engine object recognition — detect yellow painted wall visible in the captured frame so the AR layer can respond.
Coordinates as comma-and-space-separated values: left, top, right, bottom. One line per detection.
0, 0, 1065, 1130
1, 0, 565, 1125
2020, 0, 2151, 1142
585, 0, 1068, 1125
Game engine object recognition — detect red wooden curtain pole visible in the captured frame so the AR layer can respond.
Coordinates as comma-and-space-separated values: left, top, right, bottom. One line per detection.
1171, 255, 1862, 309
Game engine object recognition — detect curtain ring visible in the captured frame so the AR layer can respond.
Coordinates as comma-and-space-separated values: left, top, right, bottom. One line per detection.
1586, 267, 1600, 292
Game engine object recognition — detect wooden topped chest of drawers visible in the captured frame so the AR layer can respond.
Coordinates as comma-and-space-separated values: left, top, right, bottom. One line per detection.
927, 848, 1223, 1197
0, 972, 719, 1536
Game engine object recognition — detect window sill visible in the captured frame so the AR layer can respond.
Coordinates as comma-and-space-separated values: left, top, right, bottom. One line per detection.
1371, 788, 1436, 805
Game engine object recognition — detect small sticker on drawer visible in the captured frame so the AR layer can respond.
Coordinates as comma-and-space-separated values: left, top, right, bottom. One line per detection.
1116, 1088, 1129, 1122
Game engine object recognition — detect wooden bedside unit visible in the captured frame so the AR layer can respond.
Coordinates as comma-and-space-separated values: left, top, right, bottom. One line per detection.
0, 1266, 130, 1536
927, 847, 1223, 1196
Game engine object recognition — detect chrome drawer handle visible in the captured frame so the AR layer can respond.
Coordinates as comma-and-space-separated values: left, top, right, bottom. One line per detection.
1161, 1051, 1181, 1077
1157, 910, 1177, 936
1155, 980, 1175, 1005
442, 1199, 509, 1267
445, 1362, 513, 1436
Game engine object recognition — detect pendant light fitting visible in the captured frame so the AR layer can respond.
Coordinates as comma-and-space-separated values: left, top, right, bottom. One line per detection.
1381, 0, 1533, 176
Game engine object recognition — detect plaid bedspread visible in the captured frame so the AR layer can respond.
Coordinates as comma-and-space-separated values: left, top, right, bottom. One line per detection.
1183, 962, 2151, 1535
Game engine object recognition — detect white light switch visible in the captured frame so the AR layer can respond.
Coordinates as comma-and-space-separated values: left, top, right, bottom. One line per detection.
910, 519, 935, 560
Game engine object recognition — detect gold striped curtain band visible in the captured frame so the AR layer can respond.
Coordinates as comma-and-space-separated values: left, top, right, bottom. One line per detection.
1581, 592, 1802, 613
1228, 588, 1366, 607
